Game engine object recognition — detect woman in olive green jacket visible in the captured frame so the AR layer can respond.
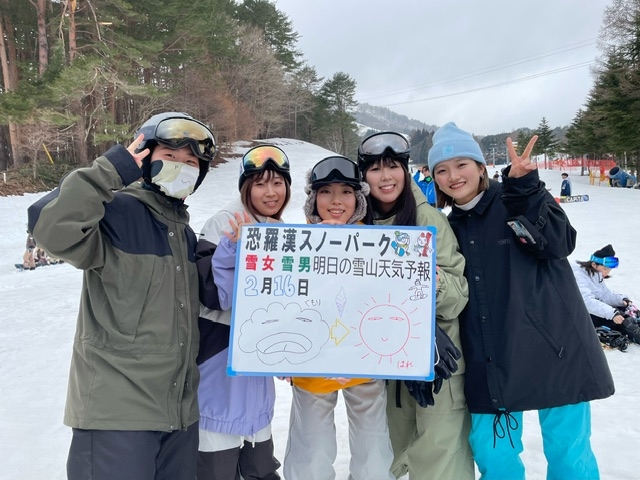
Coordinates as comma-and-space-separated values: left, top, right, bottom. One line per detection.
357, 131, 473, 480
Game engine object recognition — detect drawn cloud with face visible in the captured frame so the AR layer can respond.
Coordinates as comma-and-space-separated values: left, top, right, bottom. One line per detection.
238, 302, 330, 365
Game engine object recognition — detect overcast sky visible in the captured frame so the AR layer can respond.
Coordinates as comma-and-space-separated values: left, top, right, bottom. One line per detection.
274, 0, 612, 135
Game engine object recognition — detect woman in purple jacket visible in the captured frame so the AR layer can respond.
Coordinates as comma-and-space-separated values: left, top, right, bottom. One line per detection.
196, 145, 291, 480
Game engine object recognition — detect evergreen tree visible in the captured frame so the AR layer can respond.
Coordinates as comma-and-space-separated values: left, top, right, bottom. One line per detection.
315, 72, 358, 156
534, 117, 559, 167
234, 0, 301, 71
566, 0, 640, 171
516, 129, 535, 156
564, 110, 593, 156
408, 128, 432, 165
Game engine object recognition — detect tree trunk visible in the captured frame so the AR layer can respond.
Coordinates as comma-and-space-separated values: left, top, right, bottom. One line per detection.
66, 1, 87, 164
0, 13, 21, 166
71, 99, 89, 165
68, 0, 77, 62
35, 0, 49, 76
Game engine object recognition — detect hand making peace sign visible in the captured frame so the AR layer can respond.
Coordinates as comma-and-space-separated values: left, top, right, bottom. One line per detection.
126, 134, 150, 168
506, 135, 538, 179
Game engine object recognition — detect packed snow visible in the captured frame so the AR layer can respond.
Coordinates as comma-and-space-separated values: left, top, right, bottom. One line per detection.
1, 139, 638, 479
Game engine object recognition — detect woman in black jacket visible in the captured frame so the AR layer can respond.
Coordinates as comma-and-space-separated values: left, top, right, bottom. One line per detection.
428, 122, 614, 480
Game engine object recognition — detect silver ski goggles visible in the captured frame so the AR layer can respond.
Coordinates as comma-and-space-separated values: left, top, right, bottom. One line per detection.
155, 117, 216, 162
358, 131, 410, 168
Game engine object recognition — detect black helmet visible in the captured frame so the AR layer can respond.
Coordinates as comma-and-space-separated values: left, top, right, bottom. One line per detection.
135, 112, 216, 191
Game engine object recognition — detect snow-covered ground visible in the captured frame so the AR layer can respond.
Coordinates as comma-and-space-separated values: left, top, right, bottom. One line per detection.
1, 140, 639, 479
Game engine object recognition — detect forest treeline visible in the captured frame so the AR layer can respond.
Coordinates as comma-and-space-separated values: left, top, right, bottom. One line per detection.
0, 0, 639, 176
0, 0, 362, 172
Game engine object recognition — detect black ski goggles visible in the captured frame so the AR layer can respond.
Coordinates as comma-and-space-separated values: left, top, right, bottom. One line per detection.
358, 131, 410, 167
311, 156, 361, 190
590, 255, 619, 268
241, 145, 290, 177
155, 117, 216, 162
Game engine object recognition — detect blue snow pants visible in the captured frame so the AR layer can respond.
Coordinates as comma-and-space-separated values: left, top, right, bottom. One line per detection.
469, 402, 600, 480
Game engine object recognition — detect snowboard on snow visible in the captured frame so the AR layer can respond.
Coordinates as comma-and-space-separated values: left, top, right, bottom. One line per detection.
14, 263, 59, 271
555, 195, 589, 204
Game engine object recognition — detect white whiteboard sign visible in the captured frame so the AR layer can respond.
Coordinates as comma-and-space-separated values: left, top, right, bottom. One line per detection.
228, 223, 437, 381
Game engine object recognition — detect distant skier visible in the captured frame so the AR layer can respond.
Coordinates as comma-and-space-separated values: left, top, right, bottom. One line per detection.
413, 165, 436, 207
560, 172, 572, 196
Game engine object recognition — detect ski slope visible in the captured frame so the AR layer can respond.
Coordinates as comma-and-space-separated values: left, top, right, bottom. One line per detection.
1, 141, 639, 479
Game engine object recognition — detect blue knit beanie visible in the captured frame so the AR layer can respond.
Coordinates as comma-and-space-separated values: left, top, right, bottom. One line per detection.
428, 122, 486, 172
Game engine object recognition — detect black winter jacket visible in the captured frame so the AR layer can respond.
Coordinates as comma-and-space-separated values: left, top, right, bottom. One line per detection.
448, 169, 614, 414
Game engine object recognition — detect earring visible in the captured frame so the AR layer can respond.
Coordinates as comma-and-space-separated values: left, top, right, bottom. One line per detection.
480, 174, 484, 179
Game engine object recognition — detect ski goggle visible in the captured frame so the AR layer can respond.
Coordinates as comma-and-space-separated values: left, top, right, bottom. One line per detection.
358, 131, 411, 166
241, 145, 290, 177
590, 255, 619, 268
311, 156, 361, 189
154, 117, 216, 162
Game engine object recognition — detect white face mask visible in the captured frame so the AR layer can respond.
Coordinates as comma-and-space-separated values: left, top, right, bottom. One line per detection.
150, 161, 200, 199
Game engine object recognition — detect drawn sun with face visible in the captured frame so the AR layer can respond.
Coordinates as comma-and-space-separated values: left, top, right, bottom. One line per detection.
355, 294, 421, 364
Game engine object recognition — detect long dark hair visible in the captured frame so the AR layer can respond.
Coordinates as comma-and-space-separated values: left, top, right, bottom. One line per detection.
362, 158, 417, 226
239, 167, 291, 220
576, 260, 599, 277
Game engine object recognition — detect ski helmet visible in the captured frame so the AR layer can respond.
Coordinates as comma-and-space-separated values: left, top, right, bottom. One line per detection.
135, 112, 216, 192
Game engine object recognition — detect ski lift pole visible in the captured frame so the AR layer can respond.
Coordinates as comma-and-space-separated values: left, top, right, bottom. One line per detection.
42, 143, 54, 164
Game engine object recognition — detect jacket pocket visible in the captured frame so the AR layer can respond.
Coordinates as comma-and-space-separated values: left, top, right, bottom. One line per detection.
526, 310, 565, 358
98, 253, 156, 339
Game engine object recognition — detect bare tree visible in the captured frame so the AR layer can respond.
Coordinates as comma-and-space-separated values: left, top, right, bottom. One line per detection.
18, 116, 74, 178
282, 65, 322, 139
219, 26, 290, 139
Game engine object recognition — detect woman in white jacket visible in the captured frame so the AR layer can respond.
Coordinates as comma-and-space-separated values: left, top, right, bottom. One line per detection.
572, 244, 640, 344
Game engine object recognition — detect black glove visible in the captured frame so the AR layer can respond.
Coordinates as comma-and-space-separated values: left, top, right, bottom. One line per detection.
404, 380, 435, 408
434, 324, 462, 381
622, 314, 636, 328
432, 376, 444, 395
404, 326, 461, 408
